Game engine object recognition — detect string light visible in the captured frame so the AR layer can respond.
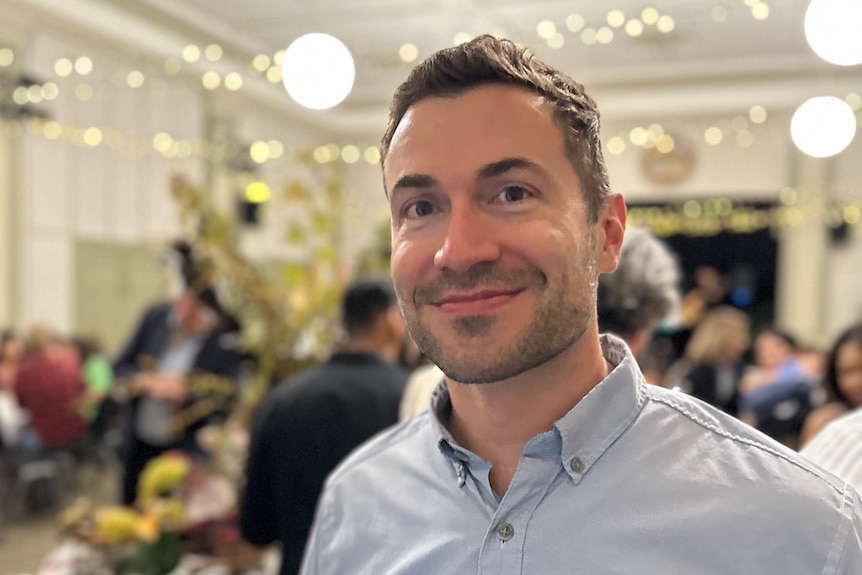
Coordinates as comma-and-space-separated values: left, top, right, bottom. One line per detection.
627, 200, 862, 238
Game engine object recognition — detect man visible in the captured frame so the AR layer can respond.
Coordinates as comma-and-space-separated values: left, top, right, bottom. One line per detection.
114, 240, 243, 504
240, 278, 409, 575
300, 35, 862, 574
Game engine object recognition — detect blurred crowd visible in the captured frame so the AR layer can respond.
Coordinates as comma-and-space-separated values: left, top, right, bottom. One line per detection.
1, 229, 861, 573
0, 325, 116, 520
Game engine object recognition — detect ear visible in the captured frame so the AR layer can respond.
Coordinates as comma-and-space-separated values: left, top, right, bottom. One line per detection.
597, 193, 627, 274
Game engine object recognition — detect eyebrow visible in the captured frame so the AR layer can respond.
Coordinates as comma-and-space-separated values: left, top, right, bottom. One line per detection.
477, 157, 545, 180
388, 156, 546, 197
390, 173, 438, 195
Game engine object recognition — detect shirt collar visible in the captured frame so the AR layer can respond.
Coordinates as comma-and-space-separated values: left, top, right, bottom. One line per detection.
431, 334, 646, 484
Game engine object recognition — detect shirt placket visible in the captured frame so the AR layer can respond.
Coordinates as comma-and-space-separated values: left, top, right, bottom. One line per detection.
477, 451, 562, 575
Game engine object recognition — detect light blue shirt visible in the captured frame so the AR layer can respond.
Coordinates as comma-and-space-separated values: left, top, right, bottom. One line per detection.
301, 336, 862, 574
134, 329, 205, 446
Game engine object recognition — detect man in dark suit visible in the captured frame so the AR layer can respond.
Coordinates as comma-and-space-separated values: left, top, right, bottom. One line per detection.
113, 241, 244, 505
240, 278, 409, 575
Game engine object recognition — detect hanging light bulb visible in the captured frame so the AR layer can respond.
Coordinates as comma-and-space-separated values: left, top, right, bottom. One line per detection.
804, 0, 862, 66
790, 96, 856, 158
281, 33, 355, 110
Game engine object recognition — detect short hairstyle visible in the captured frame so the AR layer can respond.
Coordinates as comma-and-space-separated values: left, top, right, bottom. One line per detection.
381, 34, 610, 222
823, 322, 862, 406
170, 240, 221, 314
342, 277, 398, 337
597, 226, 681, 337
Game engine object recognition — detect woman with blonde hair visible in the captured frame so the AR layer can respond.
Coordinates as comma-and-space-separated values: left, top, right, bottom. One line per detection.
669, 306, 751, 415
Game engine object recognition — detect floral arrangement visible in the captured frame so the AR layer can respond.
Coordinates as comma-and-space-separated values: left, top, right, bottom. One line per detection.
58, 427, 255, 575
59, 453, 190, 574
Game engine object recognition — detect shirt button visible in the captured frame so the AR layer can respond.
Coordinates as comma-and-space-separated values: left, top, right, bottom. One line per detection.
495, 522, 514, 542
570, 457, 585, 473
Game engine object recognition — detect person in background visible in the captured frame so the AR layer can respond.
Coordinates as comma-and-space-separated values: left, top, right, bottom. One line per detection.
74, 334, 114, 424
678, 265, 732, 330
300, 35, 862, 575
113, 240, 243, 505
241, 277, 409, 575
596, 225, 681, 380
738, 326, 818, 447
801, 405, 862, 493
71, 334, 118, 465
398, 361, 443, 420
800, 322, 862, 447
0, 331, 22, 393
0, 330, 25, 449
666, 305, 751, 416
14, 326, 88, 454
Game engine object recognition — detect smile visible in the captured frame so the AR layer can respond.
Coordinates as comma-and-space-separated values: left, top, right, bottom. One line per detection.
432, 288, 523, 315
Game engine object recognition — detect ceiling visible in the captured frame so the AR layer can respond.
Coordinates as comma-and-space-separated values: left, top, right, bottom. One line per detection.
7, 0, 862, 136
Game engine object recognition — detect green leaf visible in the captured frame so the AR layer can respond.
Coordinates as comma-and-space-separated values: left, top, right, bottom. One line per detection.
119, 533, 183, 575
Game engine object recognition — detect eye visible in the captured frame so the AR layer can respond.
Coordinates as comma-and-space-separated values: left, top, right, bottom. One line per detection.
496, 185, 531, 203
405, 199, 435, 218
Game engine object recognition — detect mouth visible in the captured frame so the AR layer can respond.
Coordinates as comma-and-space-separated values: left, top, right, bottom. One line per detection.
432, 288, 524, 315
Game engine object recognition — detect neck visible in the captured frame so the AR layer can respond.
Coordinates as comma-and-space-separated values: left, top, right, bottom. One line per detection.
446, 328, 609, 497
342, 337, 398, 364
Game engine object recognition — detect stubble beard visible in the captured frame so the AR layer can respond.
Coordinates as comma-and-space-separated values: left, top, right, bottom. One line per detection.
401, 252, 598, 384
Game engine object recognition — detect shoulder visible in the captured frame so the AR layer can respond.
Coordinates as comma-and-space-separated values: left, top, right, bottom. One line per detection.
803, 407, 862, 455
256, 364, 381, 422
324, 413, 432, 486
145, 301, 172, 321
801, 402, 850, 445
644, 384, 844, 490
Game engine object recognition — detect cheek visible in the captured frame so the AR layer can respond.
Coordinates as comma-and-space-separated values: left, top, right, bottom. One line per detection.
390, 239, 428, 303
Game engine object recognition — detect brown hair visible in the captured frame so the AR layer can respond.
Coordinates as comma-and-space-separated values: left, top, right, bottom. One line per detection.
380, 34, 610, 222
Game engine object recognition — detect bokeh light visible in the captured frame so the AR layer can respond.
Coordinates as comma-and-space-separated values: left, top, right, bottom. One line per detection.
805, 0, 862, 65
281, 33, 355, 110
791, 96, 856, 157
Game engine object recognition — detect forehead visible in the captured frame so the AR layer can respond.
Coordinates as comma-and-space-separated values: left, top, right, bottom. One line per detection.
384, 84, 569, 186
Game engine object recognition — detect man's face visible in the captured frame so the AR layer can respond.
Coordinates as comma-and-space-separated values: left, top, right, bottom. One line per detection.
174, 292, 217, 336
385, 84, 624, 383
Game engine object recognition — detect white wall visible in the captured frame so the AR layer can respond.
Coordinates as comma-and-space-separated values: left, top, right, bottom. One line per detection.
2, 10, 861, 350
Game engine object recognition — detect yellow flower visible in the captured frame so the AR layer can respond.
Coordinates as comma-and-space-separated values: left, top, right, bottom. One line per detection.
59, 498, 91, 529
136, 453, 191, 506
94, 507, 140, 546
135, 511, 161, 542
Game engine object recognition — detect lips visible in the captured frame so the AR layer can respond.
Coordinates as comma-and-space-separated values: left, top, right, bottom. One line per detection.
432, 288, 523, 314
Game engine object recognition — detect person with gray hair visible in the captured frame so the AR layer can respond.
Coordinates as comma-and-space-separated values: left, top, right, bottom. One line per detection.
596, 225, 681, 360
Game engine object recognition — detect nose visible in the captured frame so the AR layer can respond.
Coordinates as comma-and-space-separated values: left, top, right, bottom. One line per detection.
433, 205, 501, 272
